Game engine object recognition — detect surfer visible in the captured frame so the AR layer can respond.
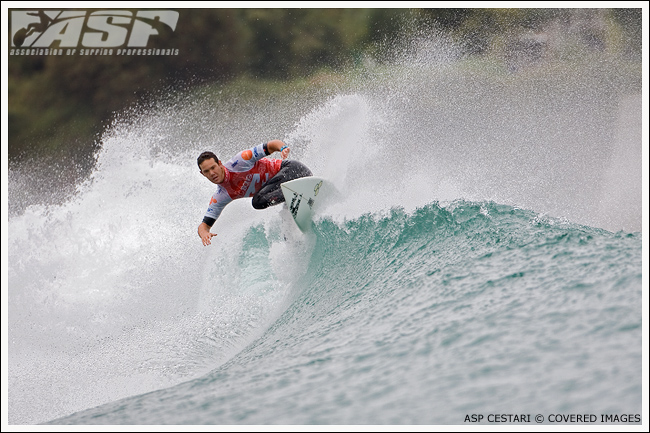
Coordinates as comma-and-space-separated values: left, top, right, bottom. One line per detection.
197, 140, 312, 246
13, 11, 53, 47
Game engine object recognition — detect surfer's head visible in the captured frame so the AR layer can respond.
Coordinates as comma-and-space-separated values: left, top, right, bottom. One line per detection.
198, 152, 226, 184
197, 151, 219, 168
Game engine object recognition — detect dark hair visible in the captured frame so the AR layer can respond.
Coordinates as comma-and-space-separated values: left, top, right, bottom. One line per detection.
197, 151, 219, 168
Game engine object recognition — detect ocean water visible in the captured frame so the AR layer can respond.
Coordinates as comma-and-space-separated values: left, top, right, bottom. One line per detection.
46, 203, 644, 425
6, 38, 645, 426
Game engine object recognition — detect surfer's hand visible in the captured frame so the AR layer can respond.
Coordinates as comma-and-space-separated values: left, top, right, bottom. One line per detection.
198, 223, 217, 246
201, 232, 217, 246
281, 146, 290, 159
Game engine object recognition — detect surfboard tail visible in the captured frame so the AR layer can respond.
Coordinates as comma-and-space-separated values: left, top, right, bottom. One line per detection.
280, 176, 334, 232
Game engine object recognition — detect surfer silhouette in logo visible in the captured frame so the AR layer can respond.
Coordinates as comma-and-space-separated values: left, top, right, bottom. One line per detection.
13, 10, 53, 47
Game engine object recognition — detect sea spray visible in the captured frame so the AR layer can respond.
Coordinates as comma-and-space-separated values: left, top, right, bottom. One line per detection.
8, 23, 642, 424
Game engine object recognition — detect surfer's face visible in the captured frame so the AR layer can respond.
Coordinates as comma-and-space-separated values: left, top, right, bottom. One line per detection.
199, 158, 225, 184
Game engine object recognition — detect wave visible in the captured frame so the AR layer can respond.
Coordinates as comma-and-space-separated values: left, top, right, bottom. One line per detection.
8, 49, 643, 424
47, 200, 642, 424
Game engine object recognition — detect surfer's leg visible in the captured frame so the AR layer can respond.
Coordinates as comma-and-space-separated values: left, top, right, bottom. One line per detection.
252, 160, 312, 209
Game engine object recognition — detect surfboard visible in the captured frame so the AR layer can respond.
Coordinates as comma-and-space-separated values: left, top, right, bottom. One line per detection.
280, 176, 332, 232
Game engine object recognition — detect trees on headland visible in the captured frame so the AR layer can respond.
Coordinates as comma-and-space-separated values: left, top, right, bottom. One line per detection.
7, 8, 641, 161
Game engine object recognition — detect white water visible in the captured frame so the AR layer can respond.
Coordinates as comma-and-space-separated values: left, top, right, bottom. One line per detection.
6, 49, 645, 424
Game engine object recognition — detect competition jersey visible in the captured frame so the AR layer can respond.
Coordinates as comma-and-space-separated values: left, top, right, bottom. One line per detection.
203, 143, 283, 226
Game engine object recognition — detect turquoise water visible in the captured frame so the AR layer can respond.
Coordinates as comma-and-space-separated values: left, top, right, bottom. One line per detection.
44, 202, 642, 425
7, 42, 644, 425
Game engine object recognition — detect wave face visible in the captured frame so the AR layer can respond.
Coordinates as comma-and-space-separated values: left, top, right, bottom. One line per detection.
7, 33, 643, 425
49, 203, 642, 424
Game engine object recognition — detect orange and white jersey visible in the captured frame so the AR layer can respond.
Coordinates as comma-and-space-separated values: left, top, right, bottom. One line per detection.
202, 143, 283, 226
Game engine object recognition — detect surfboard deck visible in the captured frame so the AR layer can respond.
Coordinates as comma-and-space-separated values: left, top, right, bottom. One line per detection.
280, 176, 333, 232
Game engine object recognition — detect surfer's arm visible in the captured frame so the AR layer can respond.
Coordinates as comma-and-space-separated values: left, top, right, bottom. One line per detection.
266, 140, 290, 159
200, 189, 231, 246
198, 222, 217, 246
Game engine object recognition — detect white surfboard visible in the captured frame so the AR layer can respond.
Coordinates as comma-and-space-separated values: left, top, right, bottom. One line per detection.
280, 176, 333, 232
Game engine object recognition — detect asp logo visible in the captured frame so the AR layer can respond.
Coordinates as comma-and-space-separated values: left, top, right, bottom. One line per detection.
11, 10, 179, 48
